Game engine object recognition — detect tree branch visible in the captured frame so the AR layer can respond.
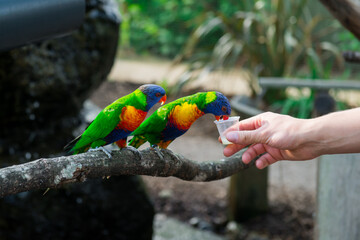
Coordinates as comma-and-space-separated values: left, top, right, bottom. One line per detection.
319, 0, 360, 40
0, 148, 254, 198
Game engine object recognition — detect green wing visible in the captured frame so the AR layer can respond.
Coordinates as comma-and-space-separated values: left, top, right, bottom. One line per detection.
129, 103, 172, 148
69, 100, 126, 153
65, 89, 148, 153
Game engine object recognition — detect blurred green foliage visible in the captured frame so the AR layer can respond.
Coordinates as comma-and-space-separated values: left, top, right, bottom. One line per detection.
269, 47, 351, 119
336, 30, 360, 52
118, 0, 359, 70
178, 0, 355, 117
181, 0, 348, 77
117, 0, 358, 117
118, 0, 206, 58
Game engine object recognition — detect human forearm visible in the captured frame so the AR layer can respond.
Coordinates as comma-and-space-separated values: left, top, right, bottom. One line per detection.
304, 108, 360, 155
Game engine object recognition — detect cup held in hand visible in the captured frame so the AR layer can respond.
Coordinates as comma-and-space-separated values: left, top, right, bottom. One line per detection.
214, 116, 240, 145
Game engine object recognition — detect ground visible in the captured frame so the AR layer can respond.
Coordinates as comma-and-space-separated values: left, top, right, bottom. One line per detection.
90, 79, 316, 240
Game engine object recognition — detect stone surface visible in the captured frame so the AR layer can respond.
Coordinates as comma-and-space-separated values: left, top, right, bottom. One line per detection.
153, 214, 225, 240
0, 0, 120, 162
0, 176, 154, 240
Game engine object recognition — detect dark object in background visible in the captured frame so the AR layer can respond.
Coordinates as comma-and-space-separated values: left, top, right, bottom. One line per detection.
343, 51, 360, 63
0, 176, 155, 240
313, 91, 336, 117
0, 0, 155, 239
0, 0, 85, 51
0, 0, 120, 161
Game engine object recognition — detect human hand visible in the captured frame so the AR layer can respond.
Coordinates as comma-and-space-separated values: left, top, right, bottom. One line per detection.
221, 112, 320, 169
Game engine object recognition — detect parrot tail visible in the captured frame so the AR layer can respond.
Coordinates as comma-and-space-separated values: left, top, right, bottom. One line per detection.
64, 135, 89, 154
129, 135, 147, 149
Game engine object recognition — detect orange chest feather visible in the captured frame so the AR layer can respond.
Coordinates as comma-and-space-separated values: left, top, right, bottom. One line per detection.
169, 103, 204, 130
118, 106, 147, 131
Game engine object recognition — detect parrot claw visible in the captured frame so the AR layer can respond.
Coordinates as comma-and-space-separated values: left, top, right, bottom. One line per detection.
163, 148, 180, 161
151, 145, 164, 160
122, 146, 143, 160
89, 146, 112, 159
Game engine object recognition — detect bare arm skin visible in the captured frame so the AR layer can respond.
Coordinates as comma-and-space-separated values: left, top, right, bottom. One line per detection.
222, 108, 360, 169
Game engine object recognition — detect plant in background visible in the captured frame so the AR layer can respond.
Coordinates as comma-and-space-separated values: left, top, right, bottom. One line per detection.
117, 0, 206, 58
269, 48, 349, 119
336, 30, 360, 52
176, 0, 349, 117
182, 0, 346, 75
116, 0, 353, 116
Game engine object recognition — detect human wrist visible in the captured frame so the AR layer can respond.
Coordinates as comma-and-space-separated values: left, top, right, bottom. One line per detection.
295, 117, 327, 156
302, 111, 357, 155
312, 109, 360, 154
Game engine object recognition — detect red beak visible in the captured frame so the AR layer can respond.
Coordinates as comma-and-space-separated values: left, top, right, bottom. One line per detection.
215, 115, 229, 121
159, 95, 167, 105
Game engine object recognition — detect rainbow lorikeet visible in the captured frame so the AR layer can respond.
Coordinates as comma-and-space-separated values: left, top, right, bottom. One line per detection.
129, 91, 231, 150
64, 84, 167, 155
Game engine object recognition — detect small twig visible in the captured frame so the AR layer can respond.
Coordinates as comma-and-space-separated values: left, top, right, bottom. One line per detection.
0, 148, 254, 198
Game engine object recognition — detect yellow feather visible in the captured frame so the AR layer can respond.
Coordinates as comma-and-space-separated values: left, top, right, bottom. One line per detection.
119, 106, 147, 131
170, 102, 204, 130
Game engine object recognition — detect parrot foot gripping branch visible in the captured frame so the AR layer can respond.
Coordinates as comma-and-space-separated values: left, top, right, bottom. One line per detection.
88, 146, 112, 159
121, 146, 143, 160
150, 145, 165, 160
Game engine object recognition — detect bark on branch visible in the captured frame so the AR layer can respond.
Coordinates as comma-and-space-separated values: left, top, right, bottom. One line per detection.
319, 0, 360, 40
0, 148, 254, 198
318, 0, 360, 63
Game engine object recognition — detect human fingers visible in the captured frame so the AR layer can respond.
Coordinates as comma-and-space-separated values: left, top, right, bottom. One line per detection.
242, 144, 281, 168
224, 115, 263, 133
237, 115, 263, 130
225, 128, 265, 146
223, 143, 247, 157
241, 143, 266, 164
255, 152, 279, 169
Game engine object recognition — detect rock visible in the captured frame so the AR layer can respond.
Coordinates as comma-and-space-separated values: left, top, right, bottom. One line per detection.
0, 176, 154, 240
189, 217, 201, 227
154, 214, 225, 240
0, 0, 120, 162
246, 232, 270, 240
158, 189, 173, 199
225, 221, 247, 240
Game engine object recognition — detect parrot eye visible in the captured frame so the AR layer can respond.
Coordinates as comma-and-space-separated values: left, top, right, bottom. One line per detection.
222, 106, 227, 113
155, 92, 161, 98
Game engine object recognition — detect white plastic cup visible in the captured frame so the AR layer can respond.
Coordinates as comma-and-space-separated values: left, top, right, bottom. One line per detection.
214, 116, 240, 145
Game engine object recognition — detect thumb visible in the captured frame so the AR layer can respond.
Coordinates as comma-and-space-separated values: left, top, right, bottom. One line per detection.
226, 130, 263, 145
